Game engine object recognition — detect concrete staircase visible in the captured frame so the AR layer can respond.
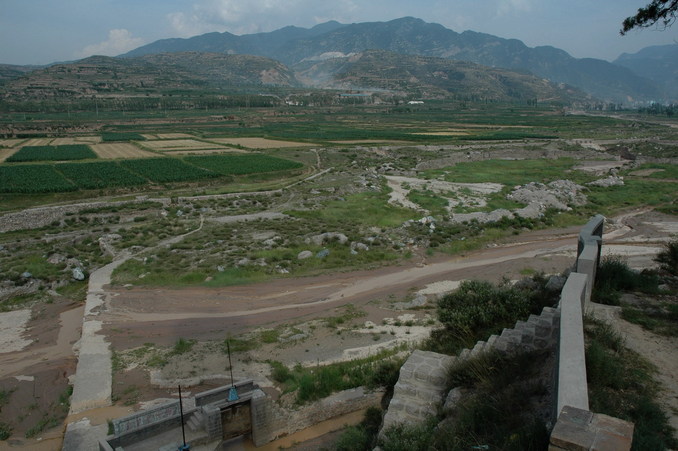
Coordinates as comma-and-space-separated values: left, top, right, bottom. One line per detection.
380, 305, 560, 434
186, 409, 205, 433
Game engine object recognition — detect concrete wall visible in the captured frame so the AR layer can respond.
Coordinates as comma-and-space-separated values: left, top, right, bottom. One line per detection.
251, 386, 384, 447
555, 273, 589, 416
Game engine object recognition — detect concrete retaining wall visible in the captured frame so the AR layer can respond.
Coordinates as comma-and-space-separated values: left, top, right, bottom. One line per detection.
555, 273, 589, 416
380, 214, 633, 450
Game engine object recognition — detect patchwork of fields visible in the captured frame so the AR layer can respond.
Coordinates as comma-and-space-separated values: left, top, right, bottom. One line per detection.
0, 133, 306, 193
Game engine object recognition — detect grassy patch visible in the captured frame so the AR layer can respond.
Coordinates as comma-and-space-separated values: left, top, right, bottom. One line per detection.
426, 276, 558, 354
288, 189, 416, 228
593, 255, 661, 305
585, 317, 678, 450
334, 407, 383, 451
172, 337, 195, 355
421, 158, 583, 185
269, 350, 405, 404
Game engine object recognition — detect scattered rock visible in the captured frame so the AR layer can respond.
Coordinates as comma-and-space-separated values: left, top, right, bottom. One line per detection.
316, 249, 330, 259
393, 294, 428, 310
351, 242, 369, 252
297, 251, 313, 260
308, 232, 348, 246
21, 271, 32, 279
587, 176, 624, 187
216, 266, 225, 272
72, 267, 86, 281
47, 253, 66, 264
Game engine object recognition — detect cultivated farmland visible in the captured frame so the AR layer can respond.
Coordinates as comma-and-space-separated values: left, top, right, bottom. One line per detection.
92, 143, 159, 159
140, 139, 227, 151
186, 154, 304, 175
51, 137, 102, 145
0, 148, 16, 163
210, 137, 316, 148
56, 162, 148, 189
0, 164, 75, 193
6, 145, 97, 162
119, 158, 222, 183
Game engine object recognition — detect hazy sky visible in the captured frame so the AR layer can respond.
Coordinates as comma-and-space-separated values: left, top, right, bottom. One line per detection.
1, 0, 676, 65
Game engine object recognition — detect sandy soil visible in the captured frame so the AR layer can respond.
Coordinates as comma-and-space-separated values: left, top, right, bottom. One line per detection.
51, 137, 102, 145
209, 138, 316, 149
0, 310, 32, 353
166, 148, 247, 155
0, 148, 17, 163
139, 139, 226, 150
16, 138, 52, 147
0, 139, 24, 148
91, 143, 159, 159
0, 299, 82, 444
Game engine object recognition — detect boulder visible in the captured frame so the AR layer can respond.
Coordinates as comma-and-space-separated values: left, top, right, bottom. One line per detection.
72, 267, 86, 281
297, 250, 313, 260
308, 232, 348, 246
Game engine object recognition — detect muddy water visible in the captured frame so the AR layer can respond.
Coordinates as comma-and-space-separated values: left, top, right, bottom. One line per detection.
55, 305, 84, 356
0, 305, 83, 377
221, 409, 367, 450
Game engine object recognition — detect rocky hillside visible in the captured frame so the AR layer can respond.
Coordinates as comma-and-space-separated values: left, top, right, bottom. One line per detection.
2, 52, 298, 99
122, 17, 659, 103
298, 50, 590, 103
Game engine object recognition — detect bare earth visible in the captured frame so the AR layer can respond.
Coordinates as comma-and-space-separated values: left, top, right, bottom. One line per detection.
1, 209, 676, 448
91, 143, 159, 159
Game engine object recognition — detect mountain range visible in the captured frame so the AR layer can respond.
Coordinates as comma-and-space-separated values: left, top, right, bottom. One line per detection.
123, 17, 673, 103
2, 17, 676, 105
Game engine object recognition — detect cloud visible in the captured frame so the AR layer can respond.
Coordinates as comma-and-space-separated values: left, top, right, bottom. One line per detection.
77, 29, 145, 58
496, 0, 533, 16
168, 0, 359, 36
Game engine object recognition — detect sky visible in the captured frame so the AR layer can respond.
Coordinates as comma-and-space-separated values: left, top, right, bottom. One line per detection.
1, 0, 677, 66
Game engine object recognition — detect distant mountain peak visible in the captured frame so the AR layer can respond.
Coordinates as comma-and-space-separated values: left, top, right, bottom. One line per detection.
116, 17, 661, 102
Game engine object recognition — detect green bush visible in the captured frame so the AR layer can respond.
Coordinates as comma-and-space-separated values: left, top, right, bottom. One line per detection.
593, 256, 660, 305
654, 239, 678, 275
430, 277, 557, 353
0, 422, 11, 440
172, 338, 195, 355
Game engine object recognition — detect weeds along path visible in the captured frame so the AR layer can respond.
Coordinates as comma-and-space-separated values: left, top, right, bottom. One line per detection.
68, 215, 205, 415
589, 302, 678, 439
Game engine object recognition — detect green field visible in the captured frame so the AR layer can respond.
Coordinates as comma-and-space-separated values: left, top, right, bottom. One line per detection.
0, 154, 305, 194
6, 145, 97, 162
185, 154, 303, 175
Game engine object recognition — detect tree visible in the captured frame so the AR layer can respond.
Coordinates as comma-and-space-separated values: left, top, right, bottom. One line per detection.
621, 0, 678, 34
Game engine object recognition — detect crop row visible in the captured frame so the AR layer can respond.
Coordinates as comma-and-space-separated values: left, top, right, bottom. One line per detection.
186, 154, 303, 175
0, 154, 303, 193
6, 145, 97, 162
101, 132, 146, 142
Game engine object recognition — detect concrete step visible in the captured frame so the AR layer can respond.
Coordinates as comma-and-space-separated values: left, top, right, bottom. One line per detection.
486, 334, 498, 350
470, 341, 486, 357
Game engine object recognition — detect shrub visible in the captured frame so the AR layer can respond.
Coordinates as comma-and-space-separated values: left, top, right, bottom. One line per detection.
172, 338, 195, 355
431, 277, 556, 353
593, 256, 660, 305
654, 239, 678, 275
0, 422, 11, 440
